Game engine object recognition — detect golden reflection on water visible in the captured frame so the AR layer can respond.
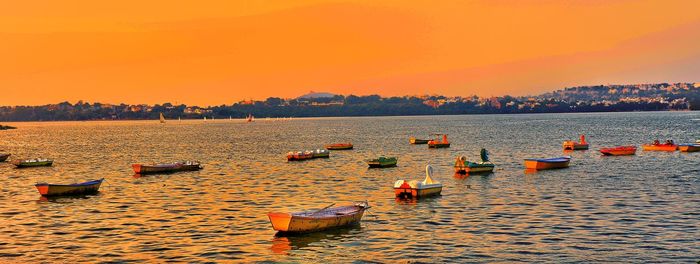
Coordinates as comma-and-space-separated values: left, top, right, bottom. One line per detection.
0, 113, 698, 262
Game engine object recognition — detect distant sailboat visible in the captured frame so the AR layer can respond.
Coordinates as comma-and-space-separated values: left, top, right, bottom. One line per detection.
178, 116, 181, 122
246, 114, 254, 123
204, 116, 207, 122
159, 113, 166, 124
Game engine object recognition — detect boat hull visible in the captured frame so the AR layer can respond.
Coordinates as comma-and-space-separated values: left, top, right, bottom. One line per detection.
287, 154, 314, 161
678, 144, 700, 152
428, 143, 450, 148
409, 138, 429, 144
268, 206, 366, 234
394, 185, 442, 199
325, 144, 353, 150
367, 162, 397, 168
641, 144, 677, 151
132, 164, 201, 174
454, 164, 495, 174
524, 157, 570, 170
600, 146, 637, 156
35, 179, 103, 197
563, 142, 589, 150
0, 154, 9, 162
14, 161, 53, 168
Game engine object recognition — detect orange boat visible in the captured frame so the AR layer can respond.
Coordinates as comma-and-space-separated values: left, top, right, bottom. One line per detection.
428, 134, 450, 148
678, 144, 700, 152
642, 140, 677, 151
267, 201, 370, 234
325, 143, 353, 150
600, 146, 637, 156
524, 156, 571, 170
563, 135, 589, 150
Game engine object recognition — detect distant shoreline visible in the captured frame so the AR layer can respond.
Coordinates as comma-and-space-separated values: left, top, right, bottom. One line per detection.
1, 109, 696, 124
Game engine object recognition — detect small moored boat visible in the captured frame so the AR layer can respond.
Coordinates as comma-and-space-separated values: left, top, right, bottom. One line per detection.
600, 146, 637, 156
312, 149, 330, 158
678, 144, 700, 152
287, 151, 314, 161
366, 156, 397, 168
0, 153, 10, 162
35, 178, 104, 197
13, 158, 53, 168
524, 156, 571, 170
563, 135, 589, 150
325, 143, 353, 150
267, 201, 370, 234
641, 140, 677, 151
428, 134, 450, 148
409, 137, 430, 144
132, 161, 202, 174
454, 149, 495, 174
394, 165, 443, 199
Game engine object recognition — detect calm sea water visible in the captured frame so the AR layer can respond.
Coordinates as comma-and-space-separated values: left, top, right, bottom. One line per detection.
1, 112, 698, 263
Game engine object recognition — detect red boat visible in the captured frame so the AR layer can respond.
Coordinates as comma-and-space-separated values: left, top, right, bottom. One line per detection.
132, 161, 202, 174
287, 151, 314, 161
600, 146, 637, 156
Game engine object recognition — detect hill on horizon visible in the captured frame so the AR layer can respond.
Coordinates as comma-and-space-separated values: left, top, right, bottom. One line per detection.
298, 91, 337, 99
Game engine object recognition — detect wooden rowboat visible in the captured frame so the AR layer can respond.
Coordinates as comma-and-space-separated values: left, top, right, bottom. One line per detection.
600, 146, 637, 156
13, 158, 53, 168
0, 153, 10, 162
428, 134, 450, 148
563, 135, 589, 150
524, 156, 571, 170
678, 144, 700, 152
325, 143, 353, 150
132, 161, 202, 174
366, 156, 397, 168
394, 165, 442, 199
267, 201, 370, 234
287, 151, 314, 161
454, 149, 495, 174
35, 178, 104, 197
409, 137, 430, 144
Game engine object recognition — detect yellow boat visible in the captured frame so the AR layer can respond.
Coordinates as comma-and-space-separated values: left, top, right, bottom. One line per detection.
267, 202, 370, 234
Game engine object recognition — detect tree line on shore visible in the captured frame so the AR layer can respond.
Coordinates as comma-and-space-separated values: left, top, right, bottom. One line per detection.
1, 83, 699, 122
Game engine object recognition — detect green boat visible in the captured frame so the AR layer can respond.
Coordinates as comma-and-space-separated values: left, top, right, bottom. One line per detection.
454, 149, 494, 174
366, 156, 397, 168
12, 158, 53, 168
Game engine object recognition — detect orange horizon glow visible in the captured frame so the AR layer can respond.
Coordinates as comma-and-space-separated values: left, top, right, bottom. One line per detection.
2, 0, 700, 106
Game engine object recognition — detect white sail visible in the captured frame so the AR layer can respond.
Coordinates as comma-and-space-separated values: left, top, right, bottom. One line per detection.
159, 113, 165, 123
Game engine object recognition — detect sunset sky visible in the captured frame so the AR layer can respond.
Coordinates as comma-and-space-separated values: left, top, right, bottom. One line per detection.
2, 0, 700, 106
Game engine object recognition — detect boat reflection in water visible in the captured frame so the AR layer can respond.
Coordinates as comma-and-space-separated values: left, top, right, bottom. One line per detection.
269, 226, 359, 255
37, 193, 101, 203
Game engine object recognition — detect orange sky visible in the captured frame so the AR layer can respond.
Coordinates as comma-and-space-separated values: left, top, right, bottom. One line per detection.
2, 0, 700, 106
